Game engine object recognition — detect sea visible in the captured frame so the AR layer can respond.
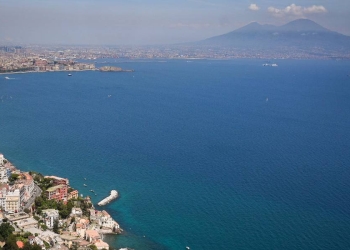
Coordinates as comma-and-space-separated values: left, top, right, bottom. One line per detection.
1, 59, 350, 250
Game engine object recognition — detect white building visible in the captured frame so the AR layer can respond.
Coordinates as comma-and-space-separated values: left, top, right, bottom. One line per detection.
42, 209, 59, 229
0, 154, 4, 165
71, 207, 82, 217
0, 166, 8, 183
5, 189, 20, 213
99, 210, 120, 231
0, 185, 9, 210
13, 184, 26, 205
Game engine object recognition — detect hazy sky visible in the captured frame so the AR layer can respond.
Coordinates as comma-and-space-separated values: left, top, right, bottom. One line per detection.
0, 0, 349, 45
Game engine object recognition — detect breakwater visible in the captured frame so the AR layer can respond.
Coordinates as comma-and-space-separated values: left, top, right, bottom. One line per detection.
98, 190, 118, 206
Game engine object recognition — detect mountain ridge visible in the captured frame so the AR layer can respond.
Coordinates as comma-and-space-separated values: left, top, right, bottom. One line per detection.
198, 19, 350, 54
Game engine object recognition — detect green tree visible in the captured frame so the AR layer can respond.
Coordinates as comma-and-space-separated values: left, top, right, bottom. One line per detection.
89, 245, 98, 250
9, 173, 19, 182
3, 234, 18, 250
22, 241, 31, 250
35, 197, 43, 207
31, 245, 42, 250
43, 241, 50, 250
22, 232, 32, 239
53, 219, 59, 234
0, 223, 15, 239
41, 224, 48, 231
59, 209, 69, 219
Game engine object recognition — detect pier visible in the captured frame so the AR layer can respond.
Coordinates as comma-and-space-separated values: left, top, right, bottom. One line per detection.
98, 190, 118, 206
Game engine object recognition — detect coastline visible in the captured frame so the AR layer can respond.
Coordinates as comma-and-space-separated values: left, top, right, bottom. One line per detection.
0, 69, 99, 75
0, 152, 123, 250
0, 67, 134, 75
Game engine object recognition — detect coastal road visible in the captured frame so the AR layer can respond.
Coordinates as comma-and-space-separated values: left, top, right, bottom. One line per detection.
23, 184, 42, 211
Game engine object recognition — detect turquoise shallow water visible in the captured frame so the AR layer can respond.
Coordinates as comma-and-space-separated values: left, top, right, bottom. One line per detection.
1, 59, 350, 249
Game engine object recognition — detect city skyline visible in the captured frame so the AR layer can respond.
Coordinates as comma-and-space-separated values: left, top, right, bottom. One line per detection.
0, 0, 349, 45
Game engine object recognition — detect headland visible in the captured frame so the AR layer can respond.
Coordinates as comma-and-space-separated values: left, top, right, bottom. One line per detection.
0, 152, 124, 250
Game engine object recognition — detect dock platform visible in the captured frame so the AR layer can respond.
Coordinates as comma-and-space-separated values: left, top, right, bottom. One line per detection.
98, 190, 118, 206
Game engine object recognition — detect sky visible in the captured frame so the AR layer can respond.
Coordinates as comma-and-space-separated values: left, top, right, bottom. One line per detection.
0, 0, 349, 45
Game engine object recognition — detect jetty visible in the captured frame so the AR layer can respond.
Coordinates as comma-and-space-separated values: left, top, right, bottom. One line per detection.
98, 190, 118, 206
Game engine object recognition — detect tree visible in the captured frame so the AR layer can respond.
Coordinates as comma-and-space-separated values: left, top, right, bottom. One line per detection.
41, 224, 47, 231
59, 209, 70, 219
0, 223, 15, 239
31, 244, 42, 250
22, 232, 32, 239
9, 173, 19, 182
89, 245, 98, 250
34, 197, 43, 207
3, 234, 18, 250
53, 219, 59, 234
22, 241, 32, 250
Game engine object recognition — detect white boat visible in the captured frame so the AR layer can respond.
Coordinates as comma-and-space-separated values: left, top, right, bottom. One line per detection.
83, 184, 87, 187
68, 73, 72, 76
186, 247, 190, 250
5, 77, 10, 79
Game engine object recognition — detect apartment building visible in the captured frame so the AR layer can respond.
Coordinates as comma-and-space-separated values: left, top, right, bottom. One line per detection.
45, 184, 68, 202
42, 209, 59, 229
5, 189, 20, 213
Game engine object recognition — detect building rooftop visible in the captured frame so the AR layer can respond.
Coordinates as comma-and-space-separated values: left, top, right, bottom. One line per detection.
86, 230, 100, 238
46, 184, 66, 192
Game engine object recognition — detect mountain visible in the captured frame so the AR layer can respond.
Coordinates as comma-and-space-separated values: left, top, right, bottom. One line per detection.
279, 19, 329, 32
198, 19, 350, 54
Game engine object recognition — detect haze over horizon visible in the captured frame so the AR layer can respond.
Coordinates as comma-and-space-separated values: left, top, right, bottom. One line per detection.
0, 0, 349, 45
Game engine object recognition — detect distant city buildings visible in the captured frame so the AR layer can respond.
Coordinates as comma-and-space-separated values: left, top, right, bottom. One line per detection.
0, 44, 349, 72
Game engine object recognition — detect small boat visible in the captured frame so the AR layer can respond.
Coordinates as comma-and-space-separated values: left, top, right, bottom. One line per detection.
186, 247, 190, 250
68, 73, 72, 76
84, 178, 86, 180
90, 190, 94, 192
83, 184, 87, 187
5, 77, 10, 80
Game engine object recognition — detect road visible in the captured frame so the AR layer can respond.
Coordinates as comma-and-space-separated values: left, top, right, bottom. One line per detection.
23, 184, 42, 211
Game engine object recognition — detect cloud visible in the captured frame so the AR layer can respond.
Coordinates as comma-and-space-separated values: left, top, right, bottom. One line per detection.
248, 4, 260, 11
268, 4, 327, 17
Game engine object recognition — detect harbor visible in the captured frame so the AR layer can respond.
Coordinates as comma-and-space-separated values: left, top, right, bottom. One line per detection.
98, 190, 119, 206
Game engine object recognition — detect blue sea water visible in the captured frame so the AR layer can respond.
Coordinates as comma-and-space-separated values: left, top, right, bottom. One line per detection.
1, 59, 350, 249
